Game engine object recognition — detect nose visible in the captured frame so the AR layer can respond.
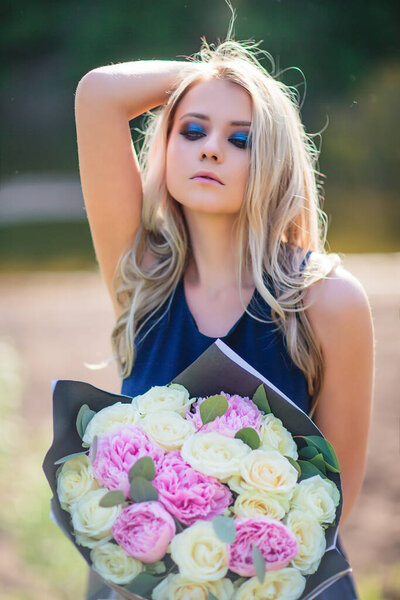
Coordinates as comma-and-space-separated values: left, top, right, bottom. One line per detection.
199, 134, 223, 163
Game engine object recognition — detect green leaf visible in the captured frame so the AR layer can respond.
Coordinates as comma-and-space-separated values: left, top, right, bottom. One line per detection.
297, 435, 340, 473
130, 476, 158, 502
124, 573, 162, 596
309, 453, 327, 475
145, 561, 166, 575
200, 395, 228, 425
208, 593, 219, 600
212, 515, 236, 543
285, 456, 301, 477
299, 446, 319, 460
76, 404, 89, 438
252, 384, 271, 414
81, 408, 96, 435
252, 544, 266, 584
99, 490, 125, 508
298, 460, 327, 482
54, 451, 87, 465
128, 456, 156, 482
91, 435, 98, 463
235, 427, 260, 450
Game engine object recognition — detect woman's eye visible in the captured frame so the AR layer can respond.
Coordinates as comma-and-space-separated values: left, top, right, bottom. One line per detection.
180, 123, 205, 140
229, 132, 251, 149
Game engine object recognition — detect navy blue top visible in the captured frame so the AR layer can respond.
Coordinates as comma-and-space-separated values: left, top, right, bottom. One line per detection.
121, 255, 312, 413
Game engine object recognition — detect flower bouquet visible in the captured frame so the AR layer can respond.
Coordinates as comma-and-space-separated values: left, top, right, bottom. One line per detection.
43, 339, 351, 600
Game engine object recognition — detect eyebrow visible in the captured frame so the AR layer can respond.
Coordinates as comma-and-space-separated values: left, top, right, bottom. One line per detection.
179, 112, 251, 127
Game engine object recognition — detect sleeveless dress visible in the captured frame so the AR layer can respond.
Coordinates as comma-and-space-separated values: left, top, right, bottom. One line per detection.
87, 254, 359, 599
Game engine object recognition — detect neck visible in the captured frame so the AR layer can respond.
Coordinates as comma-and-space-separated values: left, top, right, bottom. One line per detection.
182, 208, 252, 294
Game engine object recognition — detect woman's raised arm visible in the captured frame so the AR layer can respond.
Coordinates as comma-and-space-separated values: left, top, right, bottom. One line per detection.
74, 61, 186, 315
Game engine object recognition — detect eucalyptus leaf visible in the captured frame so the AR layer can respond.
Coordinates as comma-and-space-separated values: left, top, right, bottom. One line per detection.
252, 384, 271, 414
235, 427, 260, 450
99, 490, 125, 508
298, 459, 327, 481
208, 593, 219, 600
285, 456, 301, 477
145, 561, 166, 575
200, 395, 228, 425
252, 544, 266, 584
299, 446, 319, 460
212, 515, 236, 543
54, 451, 87, 465
298, 435, 340, 472
309, 452, 327, 475
124, 573, 162, 596
76, 404, 90, 438
91, 435, 98, 463
81, 408, 96, 436
130, 476, 158, 502
128, 456, 156, 482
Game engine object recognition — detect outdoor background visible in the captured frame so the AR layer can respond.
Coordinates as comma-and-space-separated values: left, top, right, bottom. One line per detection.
0, 1, 399, 599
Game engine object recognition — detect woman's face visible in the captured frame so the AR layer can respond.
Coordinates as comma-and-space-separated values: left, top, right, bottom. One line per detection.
166, 78, 252, 215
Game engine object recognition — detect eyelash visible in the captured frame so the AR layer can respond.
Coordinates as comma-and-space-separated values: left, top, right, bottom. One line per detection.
180, 125, 250, 149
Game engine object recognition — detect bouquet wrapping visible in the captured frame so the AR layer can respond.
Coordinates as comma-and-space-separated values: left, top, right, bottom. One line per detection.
43, 339, 351, 600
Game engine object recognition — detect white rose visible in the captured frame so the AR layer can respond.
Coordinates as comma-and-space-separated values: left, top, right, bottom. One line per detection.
82, 402, 140, 445
170, 521, 229, 582
259, 414, 298, 460
70, 489, 121, 548
285, 509, 326, 575
181, 432, 250, 481
57, 454, 99, 511
90, 542, 143, 585
290, 475, 340, 526
234, 568, 306, 600
140, 410, 195, 451
134, 384, 192, 416
152, 573, 234, 600
233, 491, 288, 520
234, 449, 298, 498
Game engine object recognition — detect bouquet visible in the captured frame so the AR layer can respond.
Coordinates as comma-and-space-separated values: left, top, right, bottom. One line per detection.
43, 339, 351, 600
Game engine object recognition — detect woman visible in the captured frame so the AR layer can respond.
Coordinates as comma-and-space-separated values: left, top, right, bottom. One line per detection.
75, 36, 373, 600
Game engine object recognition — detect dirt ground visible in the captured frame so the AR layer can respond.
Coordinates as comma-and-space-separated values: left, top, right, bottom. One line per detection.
0, 253, 399, 582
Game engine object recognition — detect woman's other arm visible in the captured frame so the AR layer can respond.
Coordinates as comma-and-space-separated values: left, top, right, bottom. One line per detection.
304, 265, 375, 528
74, 61, 186, 316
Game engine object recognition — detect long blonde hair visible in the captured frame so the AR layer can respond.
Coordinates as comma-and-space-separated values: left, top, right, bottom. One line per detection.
110, 37, 341, 416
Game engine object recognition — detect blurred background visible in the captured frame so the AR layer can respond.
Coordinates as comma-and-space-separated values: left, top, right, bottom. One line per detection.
0, 1, 399, 599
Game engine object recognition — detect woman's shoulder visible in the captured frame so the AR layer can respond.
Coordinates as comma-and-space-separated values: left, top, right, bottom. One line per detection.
303, 257, 373, 350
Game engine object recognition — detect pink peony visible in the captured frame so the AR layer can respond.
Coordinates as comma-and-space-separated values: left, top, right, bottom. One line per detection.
153, 451, 232, 526
90, 425, 164, 498
229, 517, 298, 576
187, 391, 263, 437
112, 501, 175, 562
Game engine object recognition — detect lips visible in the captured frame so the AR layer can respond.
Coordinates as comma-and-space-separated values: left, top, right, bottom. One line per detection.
190, 171, 224, 185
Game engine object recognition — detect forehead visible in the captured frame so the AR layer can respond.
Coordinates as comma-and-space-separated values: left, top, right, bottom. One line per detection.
175, 78, 252, 122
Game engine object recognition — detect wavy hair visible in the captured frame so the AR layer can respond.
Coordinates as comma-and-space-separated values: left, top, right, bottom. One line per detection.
110, 37, 341, 417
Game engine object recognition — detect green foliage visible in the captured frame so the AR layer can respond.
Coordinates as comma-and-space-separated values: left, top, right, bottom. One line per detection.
54, 451, 87, 465
99, 490, 125, 508
128, 456, 156, 482
129, 476, 158, 503
200, 395, 229, 425
252, 384, 271, 414
212, 515, 236, 544
252, 544, 266, 584
235, 427, 261, 449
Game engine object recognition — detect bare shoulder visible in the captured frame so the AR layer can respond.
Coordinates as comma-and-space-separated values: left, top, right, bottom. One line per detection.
304, 262, 371, 326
